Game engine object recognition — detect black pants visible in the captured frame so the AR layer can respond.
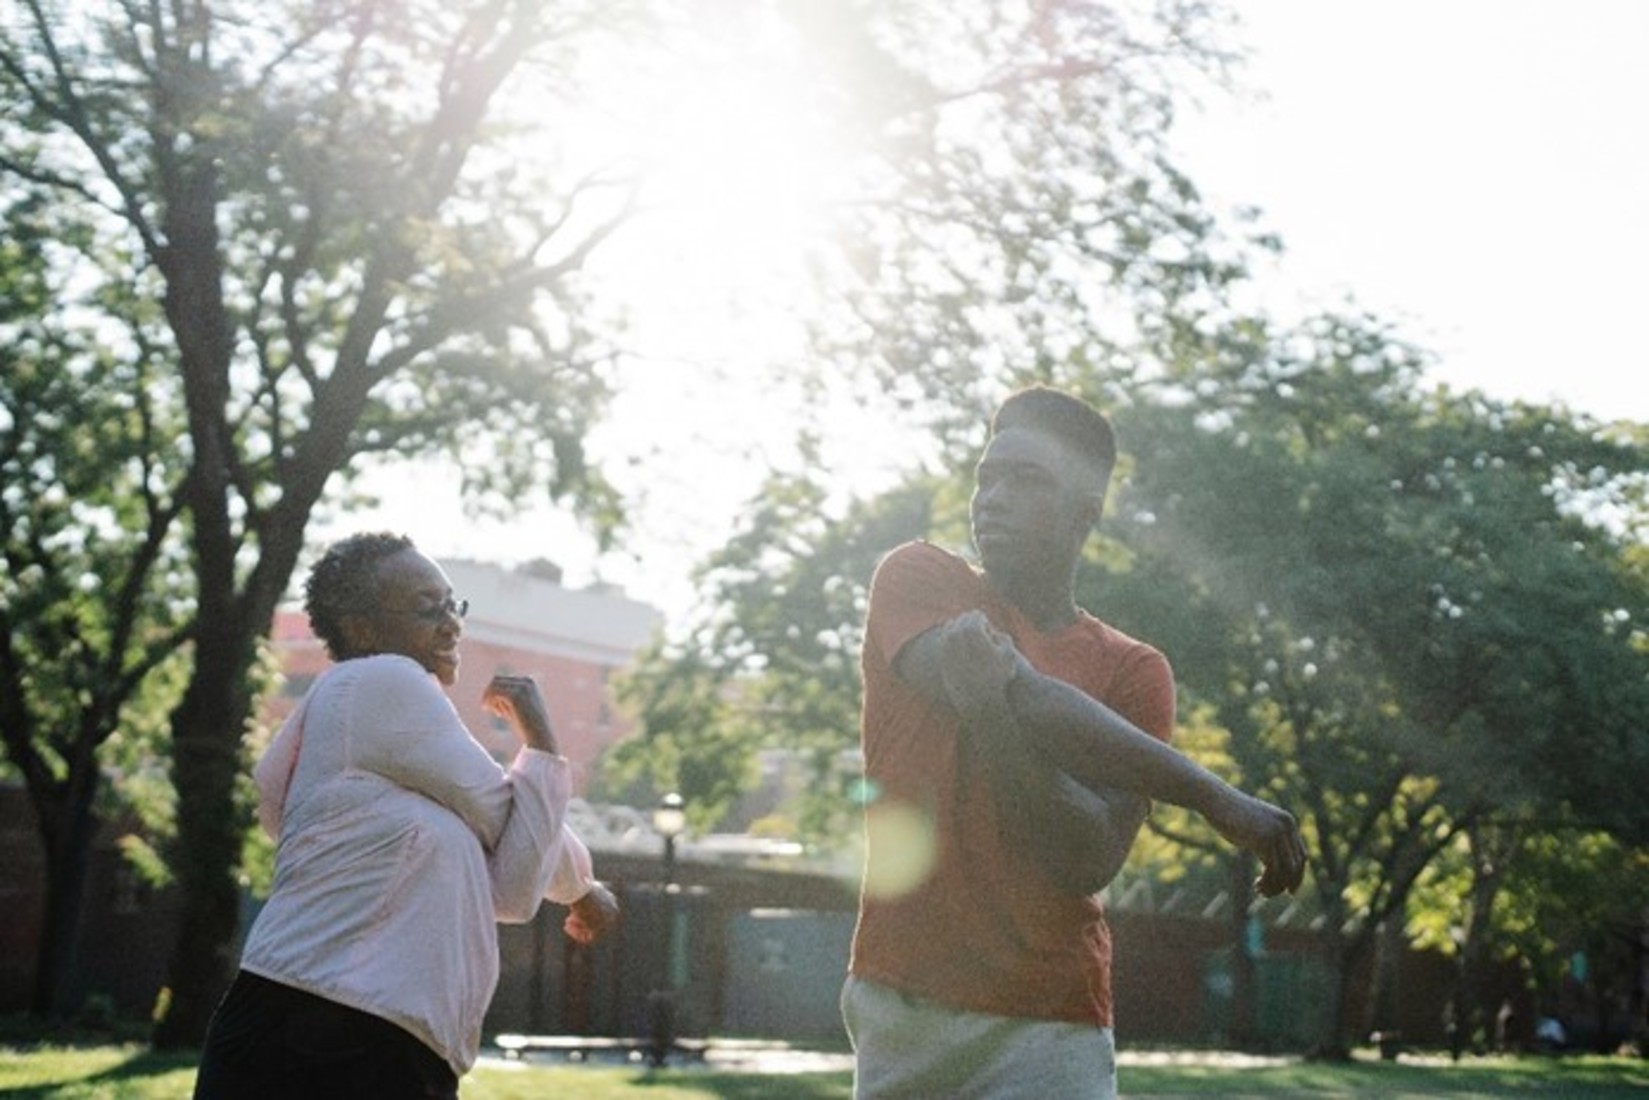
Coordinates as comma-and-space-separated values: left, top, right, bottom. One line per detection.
193, 971, 459, 1100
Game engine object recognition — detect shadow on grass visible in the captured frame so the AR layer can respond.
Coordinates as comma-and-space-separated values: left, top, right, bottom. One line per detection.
0, 1044, 199, 1099
659, 1075, 850, 1100
623, 1071, 853, 1099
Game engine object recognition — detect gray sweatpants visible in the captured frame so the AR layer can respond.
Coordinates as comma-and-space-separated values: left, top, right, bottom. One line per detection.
841, 975, 1118, 1099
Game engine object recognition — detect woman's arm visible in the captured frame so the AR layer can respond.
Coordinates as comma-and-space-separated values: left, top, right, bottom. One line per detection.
347, 660, 581, 917
547, 830, 621, 944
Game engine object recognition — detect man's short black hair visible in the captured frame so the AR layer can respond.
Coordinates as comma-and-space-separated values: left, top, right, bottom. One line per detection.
304, 531, 415, 660
990, 385, 1117, 475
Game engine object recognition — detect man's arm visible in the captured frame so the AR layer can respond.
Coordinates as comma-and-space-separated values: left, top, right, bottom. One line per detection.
897, 610, 1307, 896
897, 610, 1146, 893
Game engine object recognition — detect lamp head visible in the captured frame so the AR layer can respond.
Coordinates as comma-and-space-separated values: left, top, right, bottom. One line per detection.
653, 792, 686, 839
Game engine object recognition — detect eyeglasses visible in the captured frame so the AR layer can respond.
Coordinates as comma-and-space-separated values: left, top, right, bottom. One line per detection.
373, 597, 469, 623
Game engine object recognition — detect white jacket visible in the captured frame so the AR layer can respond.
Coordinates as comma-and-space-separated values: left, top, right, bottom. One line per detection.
241, 654, 593, 1075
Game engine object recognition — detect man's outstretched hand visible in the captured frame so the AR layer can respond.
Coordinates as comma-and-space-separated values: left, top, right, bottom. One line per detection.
1204, 788, 1308, 896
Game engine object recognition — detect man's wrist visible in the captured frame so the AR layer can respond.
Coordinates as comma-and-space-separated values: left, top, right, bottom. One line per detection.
1186, 771, 1237, 820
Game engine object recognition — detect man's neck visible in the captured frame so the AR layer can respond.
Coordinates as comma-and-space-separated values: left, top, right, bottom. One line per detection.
985, 568, 1079, 633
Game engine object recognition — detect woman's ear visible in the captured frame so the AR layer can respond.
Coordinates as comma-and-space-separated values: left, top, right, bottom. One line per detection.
336, 611, 378, 658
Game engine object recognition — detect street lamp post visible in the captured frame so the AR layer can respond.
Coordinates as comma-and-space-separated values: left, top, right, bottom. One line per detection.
648, 792, 686, 1067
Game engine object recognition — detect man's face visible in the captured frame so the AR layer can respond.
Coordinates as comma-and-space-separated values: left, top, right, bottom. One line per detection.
970, 427, 1103, 581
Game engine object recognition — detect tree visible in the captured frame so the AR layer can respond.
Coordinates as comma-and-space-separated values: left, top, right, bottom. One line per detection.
0, 0, 1272, 1039
587, 0, 1649, 1058
1091, 314, 1649, 1053
675, 0, 1264, 466
0, 0, 640, 1041
0, 188, 195, 1017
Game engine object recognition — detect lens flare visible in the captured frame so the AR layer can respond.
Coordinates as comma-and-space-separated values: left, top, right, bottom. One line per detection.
860, 800, 936, 900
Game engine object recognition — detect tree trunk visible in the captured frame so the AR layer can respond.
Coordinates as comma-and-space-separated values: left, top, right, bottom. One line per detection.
1316, 935, 1351, 1058
1449, 822, 1514, 1057
1365, 917, 1404, 1057
1227, 853, 1259, 1049
28, 791, 100, 1019
1631, 913, 1648, 1057
1312, 896, 1368, 1060
1448, 929, 1488, 1059
1450, 871, 1499, 1056
149, 134, 248, 1049
150, 625, 257, 1049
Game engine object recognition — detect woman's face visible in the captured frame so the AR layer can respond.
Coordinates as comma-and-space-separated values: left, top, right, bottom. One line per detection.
353, 549, 465, 685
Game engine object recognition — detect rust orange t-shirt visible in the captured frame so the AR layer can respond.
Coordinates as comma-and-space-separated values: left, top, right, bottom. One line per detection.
848, 541, 1175, 1026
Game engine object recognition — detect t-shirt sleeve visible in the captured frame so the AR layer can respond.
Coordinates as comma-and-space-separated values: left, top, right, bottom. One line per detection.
865, 542, 979, 673
1111, 645, 1176, 744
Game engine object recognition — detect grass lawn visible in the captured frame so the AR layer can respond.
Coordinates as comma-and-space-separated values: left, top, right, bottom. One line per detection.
1117, 1051, 1649, 1098
1, 1044, 1646, 1099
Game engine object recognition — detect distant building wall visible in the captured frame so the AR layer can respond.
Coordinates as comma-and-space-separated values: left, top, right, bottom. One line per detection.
0, 785, 43, 1014
0, 786, 178, 1017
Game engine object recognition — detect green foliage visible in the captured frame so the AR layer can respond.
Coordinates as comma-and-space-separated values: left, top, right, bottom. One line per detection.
1071, 313, 1649, 1047
1492, 829, 1649, 992
602, 648, 760, 834
0, 0, 650, 1029
632, 304, 1647, 1050
605, 471, 934, 840
794, 0, 1265, 448
1108, 313, 1649, 837
0, 185, 195, 847
8, 0, 1645, 1052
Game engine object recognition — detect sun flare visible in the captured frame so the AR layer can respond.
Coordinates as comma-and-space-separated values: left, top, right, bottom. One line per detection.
615, 40, 845, 316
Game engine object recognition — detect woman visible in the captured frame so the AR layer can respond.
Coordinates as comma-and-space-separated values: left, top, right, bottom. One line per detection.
194, 532, 619, 1099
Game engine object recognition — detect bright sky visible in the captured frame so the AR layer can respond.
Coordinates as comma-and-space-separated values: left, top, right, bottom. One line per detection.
1175, 0, 1649, 423
349, 1, 1649, 622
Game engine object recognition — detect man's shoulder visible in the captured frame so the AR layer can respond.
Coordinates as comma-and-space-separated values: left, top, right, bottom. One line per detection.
1074, 611, 1171, 670
1067, 612, 1176, 739
863, 542, 987, 662
874, 539, 976, 582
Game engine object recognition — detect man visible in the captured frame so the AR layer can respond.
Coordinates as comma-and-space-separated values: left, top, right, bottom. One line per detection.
843, 387, 1306, 1099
